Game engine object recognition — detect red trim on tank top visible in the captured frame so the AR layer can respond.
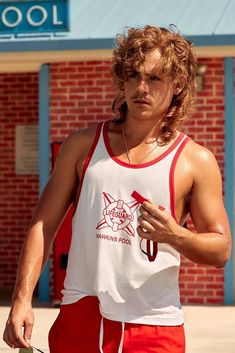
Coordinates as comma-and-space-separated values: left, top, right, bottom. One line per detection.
169, 137, 191, 222
73, 123, 102, 213
103, 120, 185, 169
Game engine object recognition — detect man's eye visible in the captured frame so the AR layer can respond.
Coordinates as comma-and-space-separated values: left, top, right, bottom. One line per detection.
150, 76, 161, 81
128, 72, 139, 79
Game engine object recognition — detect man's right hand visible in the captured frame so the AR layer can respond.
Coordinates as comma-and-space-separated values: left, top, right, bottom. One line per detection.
3, 299, 34, 349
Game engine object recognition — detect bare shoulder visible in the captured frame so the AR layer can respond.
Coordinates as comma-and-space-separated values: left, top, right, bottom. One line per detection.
185, 139, 216, 161
183, 139, 222, 183
56, 123, 100, 161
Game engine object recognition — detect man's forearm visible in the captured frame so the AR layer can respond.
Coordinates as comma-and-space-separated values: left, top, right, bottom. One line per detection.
170, 225, 231, 268
12, 222, 54, 303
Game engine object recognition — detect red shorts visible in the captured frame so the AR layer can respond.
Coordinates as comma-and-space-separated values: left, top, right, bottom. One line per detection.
48, 296, 185, 353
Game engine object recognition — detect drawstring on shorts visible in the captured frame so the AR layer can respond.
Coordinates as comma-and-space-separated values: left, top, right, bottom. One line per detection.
99, 317, 125, 353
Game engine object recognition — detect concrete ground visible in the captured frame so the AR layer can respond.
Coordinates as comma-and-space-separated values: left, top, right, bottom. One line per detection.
0, 303, 234, 353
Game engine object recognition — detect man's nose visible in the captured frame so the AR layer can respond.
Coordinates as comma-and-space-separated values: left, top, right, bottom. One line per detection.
137, 79, 148, 93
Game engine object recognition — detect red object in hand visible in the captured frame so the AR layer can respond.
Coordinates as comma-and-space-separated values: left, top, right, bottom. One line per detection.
132, 190, 165, 262
131, 190, 165, 211
131, 190, 148, 204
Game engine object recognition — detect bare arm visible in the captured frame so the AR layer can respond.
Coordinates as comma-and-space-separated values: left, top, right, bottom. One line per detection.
13, 134, 79, 302
3, 127, 96, 349
137, 144, 231, 267
178, 146, 231, 266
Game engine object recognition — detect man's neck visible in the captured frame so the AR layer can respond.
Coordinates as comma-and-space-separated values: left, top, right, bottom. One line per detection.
123, 116, 161, 145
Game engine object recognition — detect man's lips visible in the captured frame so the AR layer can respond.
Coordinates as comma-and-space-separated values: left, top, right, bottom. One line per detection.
133, 99, 150, 105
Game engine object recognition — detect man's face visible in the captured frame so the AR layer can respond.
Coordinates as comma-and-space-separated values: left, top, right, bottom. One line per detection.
124, 49, 176, 122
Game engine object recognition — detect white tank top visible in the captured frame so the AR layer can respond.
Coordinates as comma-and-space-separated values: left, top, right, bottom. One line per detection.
62, 121, 190, 326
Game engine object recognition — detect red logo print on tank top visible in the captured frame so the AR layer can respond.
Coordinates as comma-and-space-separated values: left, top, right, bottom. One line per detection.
96, 192, 139, 236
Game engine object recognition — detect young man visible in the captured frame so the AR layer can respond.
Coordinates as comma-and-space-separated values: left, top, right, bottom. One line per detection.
3, 26, 231, 353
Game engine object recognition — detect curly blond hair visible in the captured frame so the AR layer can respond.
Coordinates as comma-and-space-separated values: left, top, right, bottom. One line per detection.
111, 25, 197, 144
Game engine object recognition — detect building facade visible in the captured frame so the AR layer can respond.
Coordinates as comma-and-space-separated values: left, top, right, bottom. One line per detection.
0, 0, 234, 304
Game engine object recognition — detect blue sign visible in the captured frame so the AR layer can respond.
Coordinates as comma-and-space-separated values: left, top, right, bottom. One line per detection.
0, 0, 69, 34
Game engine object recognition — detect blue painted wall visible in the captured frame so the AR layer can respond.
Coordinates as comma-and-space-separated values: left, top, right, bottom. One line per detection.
224, 57, 235, 304
38, 64, 50, 302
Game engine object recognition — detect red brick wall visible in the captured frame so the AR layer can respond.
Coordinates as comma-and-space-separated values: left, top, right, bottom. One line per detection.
50, 61, 115, 139
0, 73, 38, 292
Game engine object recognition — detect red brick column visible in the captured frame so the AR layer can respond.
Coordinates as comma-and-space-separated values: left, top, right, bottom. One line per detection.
0, 73, 38, 293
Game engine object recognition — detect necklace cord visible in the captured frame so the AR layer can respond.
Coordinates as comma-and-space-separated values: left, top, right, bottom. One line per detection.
121, 123, 159, 164
121, 123, 131, 163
